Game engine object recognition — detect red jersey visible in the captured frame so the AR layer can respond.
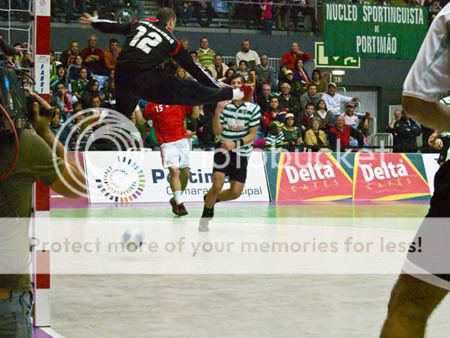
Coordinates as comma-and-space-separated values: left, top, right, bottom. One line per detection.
143, 103, 192, 144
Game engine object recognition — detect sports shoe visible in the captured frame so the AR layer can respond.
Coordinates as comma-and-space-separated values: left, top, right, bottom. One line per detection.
169, 197, 179, 216
177, 203, 188, 216
198, 217, 211, 232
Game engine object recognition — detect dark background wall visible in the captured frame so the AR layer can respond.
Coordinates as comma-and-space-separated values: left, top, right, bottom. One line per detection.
45, 25, 414, 130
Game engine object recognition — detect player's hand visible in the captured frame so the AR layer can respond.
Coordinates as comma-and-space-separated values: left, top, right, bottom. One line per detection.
221, 140, 236, 151
79, 12, 98, 26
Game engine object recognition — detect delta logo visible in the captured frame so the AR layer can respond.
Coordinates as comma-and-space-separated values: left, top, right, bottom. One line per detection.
276, 152, 353, 201
353, 153, 430, 201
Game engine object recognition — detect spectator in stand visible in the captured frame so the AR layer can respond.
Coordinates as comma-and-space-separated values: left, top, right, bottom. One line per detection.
311, 69, 327, 94
50, 65, 70, 91
65, 101, 84, 142
386, 109, 421, 153
262, 96, 286, 134
279, 82, 301, 117
256, 54, 275, 91
194, 103, 215, 148
386, 108, 401, 132
236, 39, 261, 69
283, 113, 302, 146
257, 83, 273, 113
197, 36, 216, 68
260, 0, 273, 35
49, 51, 59, 80
67, 55, 85, 81
244, 69, 257, 102
237, 60, 249, 81
293, 59, 310, 84
50, 108, 70, 143
103, 69, 116, 107
194, 1, 214, 27
265, 121, 286, 147
314, 99, 333, 129
207, 54, 229, 80
304, 117, 328, 148
300, 84, 321, 112
104, 38, 121, 72
283, 70, 304, 96
189, 50, 200, 64
224, 68, 236, 81
61, 40, 80, 67
71, 66, 90, 101
180, 39, 190, 51
291, 0, 318, 32
321, 82, 359, 117
51, 83, 73, 118
81, 79, 102, 109
341, 102, 360, 128
278, 65, 289, 86
71, 101, 83, 118
81, 35, 106, 75
91, 95, 103, 108
281, 42, 313, 71
328, 115, 364, 150
299, 102, 315, 132
178, 1, 194, 25
175, 67, 189, 79
273, 0, 290, 31
235, 0, 258, 29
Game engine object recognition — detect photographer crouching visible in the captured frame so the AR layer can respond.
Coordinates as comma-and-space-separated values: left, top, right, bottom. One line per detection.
0, 39, 86, 337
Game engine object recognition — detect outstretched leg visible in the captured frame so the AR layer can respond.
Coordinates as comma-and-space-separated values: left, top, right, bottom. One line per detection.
135, 73, 233, 108
115, 69, 234, 118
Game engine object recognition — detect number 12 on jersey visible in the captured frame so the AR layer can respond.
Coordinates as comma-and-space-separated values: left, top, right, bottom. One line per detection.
130, 25, 163, 54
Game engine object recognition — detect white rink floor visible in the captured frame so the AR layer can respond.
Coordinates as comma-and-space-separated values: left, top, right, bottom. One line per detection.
51, 274, 450, 338
47, 203, 450, 337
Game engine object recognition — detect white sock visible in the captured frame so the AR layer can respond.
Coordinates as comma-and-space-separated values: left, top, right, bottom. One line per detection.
173, 191, 183, 205
232, 88, 244, 100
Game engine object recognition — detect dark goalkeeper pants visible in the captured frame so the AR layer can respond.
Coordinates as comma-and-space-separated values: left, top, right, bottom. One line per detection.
115, 65, 233, 118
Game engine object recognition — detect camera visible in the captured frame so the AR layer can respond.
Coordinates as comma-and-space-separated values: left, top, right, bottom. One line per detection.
0, 63, 52, 130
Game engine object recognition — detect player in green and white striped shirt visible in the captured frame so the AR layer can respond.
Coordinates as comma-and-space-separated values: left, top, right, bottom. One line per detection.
199, 74, 261, 231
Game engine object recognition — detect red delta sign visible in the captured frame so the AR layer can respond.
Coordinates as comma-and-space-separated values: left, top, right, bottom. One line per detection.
353, 153, 430, 201
276, 152, 353, 201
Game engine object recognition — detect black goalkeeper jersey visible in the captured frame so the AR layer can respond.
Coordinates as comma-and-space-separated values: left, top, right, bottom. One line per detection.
91, 17, 219, 88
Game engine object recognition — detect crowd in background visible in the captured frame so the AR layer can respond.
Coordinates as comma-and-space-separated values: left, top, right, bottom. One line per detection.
2, 0, 446, 35
1, 32, 375, 151
1, 28, 446, 153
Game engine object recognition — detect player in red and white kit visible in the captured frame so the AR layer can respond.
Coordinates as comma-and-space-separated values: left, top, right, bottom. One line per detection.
143, 102, 197, 216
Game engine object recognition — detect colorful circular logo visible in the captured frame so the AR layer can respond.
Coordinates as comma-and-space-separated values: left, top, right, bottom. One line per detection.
96, 155, 145, 203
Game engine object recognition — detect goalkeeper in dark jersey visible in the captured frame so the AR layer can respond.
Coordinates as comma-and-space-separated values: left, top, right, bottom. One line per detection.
79, 8, 242, 118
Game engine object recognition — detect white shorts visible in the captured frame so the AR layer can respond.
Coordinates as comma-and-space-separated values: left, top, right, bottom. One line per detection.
403, 3, 450, 101
160, 138, 190, 169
